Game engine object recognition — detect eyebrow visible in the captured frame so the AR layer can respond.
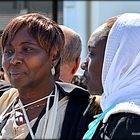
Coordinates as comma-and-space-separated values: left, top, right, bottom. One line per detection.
8, 41, 38, 48
20, 41, 38, 46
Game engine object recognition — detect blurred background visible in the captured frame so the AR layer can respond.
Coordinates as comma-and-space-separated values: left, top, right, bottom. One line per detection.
0, 0, 140, 74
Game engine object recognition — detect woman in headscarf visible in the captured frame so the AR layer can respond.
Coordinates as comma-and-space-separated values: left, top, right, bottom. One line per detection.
77, 15, 118, 139
82, 13, 140, 139
0, 13, 91, 139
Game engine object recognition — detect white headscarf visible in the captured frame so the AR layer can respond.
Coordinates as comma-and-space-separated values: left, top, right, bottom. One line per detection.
101, 13, 140, 111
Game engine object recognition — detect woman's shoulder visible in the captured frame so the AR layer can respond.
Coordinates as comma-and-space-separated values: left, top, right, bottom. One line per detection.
0, 88, 18, 114
103, 102, 140, 123
56, 81, 89, 98
94, 103, 140, 139
102, 112, 140, 139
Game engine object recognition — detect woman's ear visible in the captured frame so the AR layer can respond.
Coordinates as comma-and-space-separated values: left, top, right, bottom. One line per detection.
52, 57, 60, 68
71, 56, 80, 75
50, 47, 60, 66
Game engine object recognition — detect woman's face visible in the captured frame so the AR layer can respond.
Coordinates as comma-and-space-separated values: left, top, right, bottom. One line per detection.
81, 34, 106, 95
2, 27, 53, 89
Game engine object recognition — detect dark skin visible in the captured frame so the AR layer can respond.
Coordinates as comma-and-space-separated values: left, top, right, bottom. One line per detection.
2, 27, 56, 122
81, 36, 107, 95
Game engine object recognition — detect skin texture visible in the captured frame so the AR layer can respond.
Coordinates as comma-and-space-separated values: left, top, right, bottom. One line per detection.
81, 35, 107, 95
2, 27, 55, 105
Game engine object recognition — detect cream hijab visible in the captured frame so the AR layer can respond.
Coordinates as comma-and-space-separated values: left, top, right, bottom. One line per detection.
101, 13, 140, 111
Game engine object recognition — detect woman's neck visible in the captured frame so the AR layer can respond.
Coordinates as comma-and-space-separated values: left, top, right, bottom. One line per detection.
18, 82, 55, 105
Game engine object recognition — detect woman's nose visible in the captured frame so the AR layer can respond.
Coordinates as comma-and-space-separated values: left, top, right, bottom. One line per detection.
10, 52, 22, 65
81, 60, 88, 70
81, 55, 89, 70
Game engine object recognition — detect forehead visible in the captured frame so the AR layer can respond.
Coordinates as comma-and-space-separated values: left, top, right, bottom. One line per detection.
88, 23, 107, 48
9, 27, 37, 46
14, 26, 30, 37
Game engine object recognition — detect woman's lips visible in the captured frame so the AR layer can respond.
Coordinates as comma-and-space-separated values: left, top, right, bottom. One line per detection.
10, 72, 25, 79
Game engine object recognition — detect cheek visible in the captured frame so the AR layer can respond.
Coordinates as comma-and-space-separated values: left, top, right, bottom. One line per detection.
88, 63, 93, 78
88, 59, 101, 81
88, 59, 96, 77
30, 55, 51, 73
30, 58, 47, 69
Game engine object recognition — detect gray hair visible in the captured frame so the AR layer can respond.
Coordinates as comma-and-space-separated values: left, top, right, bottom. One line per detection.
60, 27, 82, 65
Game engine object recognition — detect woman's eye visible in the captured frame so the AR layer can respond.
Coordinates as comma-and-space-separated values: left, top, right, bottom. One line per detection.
23, 47, 33, 52
4, 50, 14, 56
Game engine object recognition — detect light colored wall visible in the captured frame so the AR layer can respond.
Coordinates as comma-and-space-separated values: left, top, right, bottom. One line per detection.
91, 1, 140, 33
63, 1, 140, 75
63, 1, 88, 75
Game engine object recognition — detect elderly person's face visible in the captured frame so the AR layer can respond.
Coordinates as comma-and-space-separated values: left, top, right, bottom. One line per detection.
81, 31, 106, 95
2, 27, 52, 89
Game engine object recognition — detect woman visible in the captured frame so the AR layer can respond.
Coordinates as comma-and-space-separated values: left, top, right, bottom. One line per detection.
75, 16, 118, 139
0, 13, 91, 139
82, 13, 140, 139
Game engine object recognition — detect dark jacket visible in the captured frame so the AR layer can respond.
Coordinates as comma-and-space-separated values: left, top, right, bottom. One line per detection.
92, 112, 140, 140
58, 82, 102, 140
56, 82, 94, 140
